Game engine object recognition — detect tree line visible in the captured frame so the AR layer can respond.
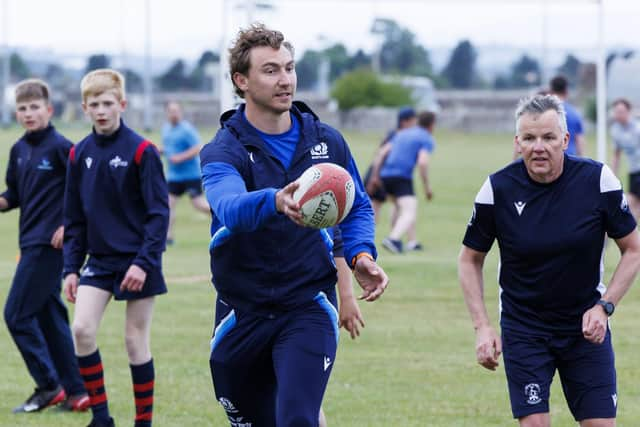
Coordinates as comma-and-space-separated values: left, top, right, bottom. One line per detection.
1, 18, 587, 97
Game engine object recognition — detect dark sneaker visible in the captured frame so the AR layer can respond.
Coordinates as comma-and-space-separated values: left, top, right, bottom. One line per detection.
87, 416, 115, 427
382, 237, 403, 254
58, 393, 90, 412
406, 241, 424, 251
12, 385, 66, 413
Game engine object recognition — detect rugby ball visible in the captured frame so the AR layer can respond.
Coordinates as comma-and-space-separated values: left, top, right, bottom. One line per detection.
293, 163, 355, 228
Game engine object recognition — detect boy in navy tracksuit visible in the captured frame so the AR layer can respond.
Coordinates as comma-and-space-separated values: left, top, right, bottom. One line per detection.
62, 69, 169, 427
202, 24, 388, 426
0, 79, 88, 413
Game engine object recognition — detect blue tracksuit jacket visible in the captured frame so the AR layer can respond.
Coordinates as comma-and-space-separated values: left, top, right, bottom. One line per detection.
200, 101, 376, 315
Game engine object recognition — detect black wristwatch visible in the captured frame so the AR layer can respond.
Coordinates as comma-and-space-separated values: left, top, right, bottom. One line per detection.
596, 299, 615, 316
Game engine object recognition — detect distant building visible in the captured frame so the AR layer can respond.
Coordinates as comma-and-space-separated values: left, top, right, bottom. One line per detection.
381, 75, 439, 113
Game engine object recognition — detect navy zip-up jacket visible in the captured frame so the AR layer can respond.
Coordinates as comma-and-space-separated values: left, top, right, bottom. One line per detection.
63, 121, 169, 276
200, 102, 376, 315
1, 124, 71, 249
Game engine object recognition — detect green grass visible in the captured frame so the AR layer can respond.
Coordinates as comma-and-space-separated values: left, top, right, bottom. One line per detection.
0, 123, 638, 426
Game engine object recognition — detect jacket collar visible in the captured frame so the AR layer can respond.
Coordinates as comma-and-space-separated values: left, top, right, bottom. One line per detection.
220, 101, 321, 161
24, 123, 54, 145
92, 119, 127, 146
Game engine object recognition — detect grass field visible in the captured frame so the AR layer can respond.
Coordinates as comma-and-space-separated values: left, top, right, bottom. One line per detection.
0, 123, 639, 427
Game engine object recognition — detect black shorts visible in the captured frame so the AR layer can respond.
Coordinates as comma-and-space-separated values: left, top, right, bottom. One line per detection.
363, 166, 387, 202
380, 177, 414, 197
628, 171, 640, 198
79, 257, 167, 301
502, 327, 616, 421
168, 179, 203, 198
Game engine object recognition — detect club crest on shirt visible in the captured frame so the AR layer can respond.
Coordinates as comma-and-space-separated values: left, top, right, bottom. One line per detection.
85, 157, 93, 169
525, 383, 542, 405
109, 156, 129, 169
310, 142, 329, 160
37, 158, 53, 171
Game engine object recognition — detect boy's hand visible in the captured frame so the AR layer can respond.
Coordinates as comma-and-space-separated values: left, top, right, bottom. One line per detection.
339, 295, 365, 339
64, 273, 79, 303
120, 264, 147, 293
51, 226, 64, 249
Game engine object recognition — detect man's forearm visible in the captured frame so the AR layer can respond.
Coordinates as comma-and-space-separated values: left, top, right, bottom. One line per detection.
179, 144, 203, 162
458, 253, 492, 329
419, 164, 429, 190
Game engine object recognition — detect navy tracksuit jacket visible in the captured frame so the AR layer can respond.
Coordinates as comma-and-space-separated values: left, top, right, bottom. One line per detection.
63, 121, 169, 276
1, 124, 84, 394
201, 102, 377, 426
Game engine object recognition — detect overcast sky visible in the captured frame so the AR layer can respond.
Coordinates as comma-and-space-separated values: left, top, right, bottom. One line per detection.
2, 0, 639, 61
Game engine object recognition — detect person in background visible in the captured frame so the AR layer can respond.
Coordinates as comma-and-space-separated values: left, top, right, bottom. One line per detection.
363, 107, 417, 222
610, 97, 640, 220
161, 101, 210, 245
369, 111, 436, 254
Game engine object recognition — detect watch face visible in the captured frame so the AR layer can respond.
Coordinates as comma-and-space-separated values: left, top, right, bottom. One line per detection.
600, 300, 614, 315
605, 302, 615, 315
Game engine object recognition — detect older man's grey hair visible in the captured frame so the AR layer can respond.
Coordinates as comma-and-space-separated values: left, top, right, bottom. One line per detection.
515, 94, 568, 135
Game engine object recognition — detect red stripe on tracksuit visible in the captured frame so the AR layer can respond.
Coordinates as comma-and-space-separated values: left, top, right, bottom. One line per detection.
134, 140, 154, 165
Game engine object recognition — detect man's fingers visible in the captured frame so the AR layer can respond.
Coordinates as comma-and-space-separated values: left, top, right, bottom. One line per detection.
582, 311, 593, 333
364, 287, 383, 301
477, 350, 499, 370
284, 180, 300, 195
358, 315, 365, 328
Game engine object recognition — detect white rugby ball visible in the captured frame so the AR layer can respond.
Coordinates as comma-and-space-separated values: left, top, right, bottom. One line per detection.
293, 163, 355, 228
